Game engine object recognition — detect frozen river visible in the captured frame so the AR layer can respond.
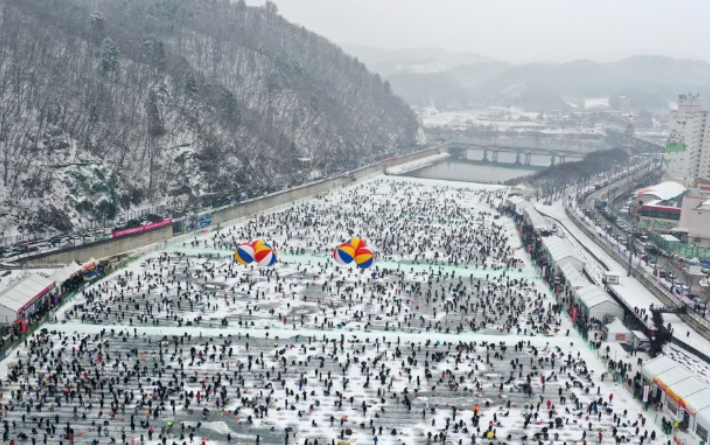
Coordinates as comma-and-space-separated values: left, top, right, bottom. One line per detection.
0, 177, 665, 445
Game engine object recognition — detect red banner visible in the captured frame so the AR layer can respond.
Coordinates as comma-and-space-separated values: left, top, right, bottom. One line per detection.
18, 283, 54, 315
112, 219, 173, 239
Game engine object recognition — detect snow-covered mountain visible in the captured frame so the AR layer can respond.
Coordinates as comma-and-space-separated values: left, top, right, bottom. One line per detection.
0, 0, 419, 234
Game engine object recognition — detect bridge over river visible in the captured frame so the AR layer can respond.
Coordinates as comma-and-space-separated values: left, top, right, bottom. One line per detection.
447, 142, 587, 167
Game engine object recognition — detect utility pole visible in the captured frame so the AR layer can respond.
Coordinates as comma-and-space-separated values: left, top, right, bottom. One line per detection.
627, 232, 634, 277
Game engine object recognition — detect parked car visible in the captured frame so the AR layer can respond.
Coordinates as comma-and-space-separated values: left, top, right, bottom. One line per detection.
125, 219, 142, 229
144, 214, 164, 223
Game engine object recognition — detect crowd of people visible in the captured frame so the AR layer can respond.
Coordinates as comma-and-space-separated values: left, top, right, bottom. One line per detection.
1, 178, 668, 444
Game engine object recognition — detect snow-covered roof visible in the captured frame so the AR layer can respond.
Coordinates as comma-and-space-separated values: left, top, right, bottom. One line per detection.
542, 237, 580, 266
654, 365, 694, 387
584, 98, 610, 110
575, 285, 620, 310
0, 273, 54, 313
696, 198, 710, 210
0, 270, 30, 295
559, 262, 589, 288
523, 206, 548, 231
49, 262, 83, 283
631, 330, 649, 341
684, 389, 710, 417
603, 318, 630, 335
505, 195, 524, 206
641, 356, 679, 382
669, 376, 706, 398
635, 181, 687, 201
642, 358, 710, 418
660, 234, 681, 243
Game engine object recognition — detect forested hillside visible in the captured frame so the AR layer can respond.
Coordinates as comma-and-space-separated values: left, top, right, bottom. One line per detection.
0, 0, 419, 233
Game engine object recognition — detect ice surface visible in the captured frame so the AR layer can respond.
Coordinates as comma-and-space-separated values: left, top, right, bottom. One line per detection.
0, 177, 667, 444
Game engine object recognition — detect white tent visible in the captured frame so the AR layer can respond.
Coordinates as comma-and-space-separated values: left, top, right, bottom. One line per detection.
82, 257, 98, 271
523, 206, 549, 232
642, 356, 680, 382
508, 198, 530, 216
671, 377, 706, 401
684, 389, 710, 417
602, 319, 631, 342
694, 396, 710, 441
0, 273, 55, 322
559, 262, 589, 289
653, 366, 694, 389
575, 285, 624, 322
49, 262, 83, 284
542, 236, 584, 272
641, 356, 710, 437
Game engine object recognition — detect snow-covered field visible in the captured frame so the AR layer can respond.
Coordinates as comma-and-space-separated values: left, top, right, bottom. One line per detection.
417, 106, 606, 135
0, 177, 665, 445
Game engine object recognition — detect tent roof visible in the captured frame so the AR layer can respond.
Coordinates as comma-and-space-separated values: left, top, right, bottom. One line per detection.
49, 262, 83, 283
0, 273, 54, 313
524, 206, 548, 231
603, 319, 630, 335
642, 356, 680, 382
669, 376, 706, 398
635, 181, 687, 201
683, 389, 710, 415
560, 262, 589, 288
654, 365, 694, 386
576, 285, 620, 309
543, 237, 580, 266
694, 399, 710, 428
506, 196, 524, 206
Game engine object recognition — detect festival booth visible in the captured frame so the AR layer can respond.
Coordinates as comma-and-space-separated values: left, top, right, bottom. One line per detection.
641, 356, 708, 432
49, 262, 84, 296
505, 196, 527, 215
602, 319, 632, 342
541, 236, 584, 274
0, 273, 55, 329
574, 285, 624, 323
559, 262, 589, 290
692, 395, 710, 442
82, 258, 100, 281
523, 206, 549, 233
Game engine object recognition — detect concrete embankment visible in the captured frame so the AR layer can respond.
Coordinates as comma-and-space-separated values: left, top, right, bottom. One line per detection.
21, 147, 443, 266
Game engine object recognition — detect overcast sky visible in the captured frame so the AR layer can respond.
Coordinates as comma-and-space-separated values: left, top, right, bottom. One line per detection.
246, 0, 710, 63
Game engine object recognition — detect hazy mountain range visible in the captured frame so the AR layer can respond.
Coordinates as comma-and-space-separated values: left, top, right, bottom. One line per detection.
344, 46, 710, 110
